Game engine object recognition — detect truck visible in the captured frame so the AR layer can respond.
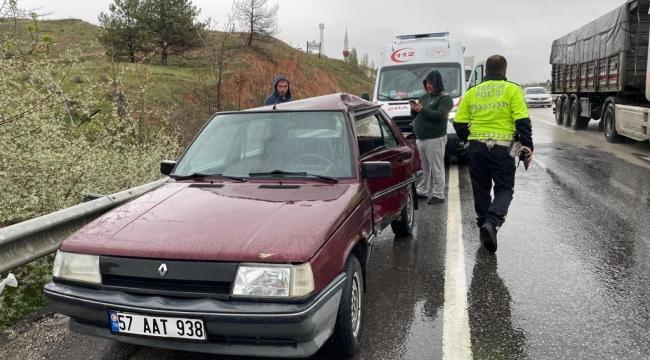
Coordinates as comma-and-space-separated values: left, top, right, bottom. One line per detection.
372, 32, 469, 162
551, 0, 650, 143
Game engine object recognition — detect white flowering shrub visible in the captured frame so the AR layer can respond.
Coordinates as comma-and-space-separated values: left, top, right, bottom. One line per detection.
0, 4, 181, 329
0, 53, 181, 225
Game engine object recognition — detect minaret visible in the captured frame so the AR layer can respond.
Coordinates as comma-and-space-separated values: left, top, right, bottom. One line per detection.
343, 27, 350, 58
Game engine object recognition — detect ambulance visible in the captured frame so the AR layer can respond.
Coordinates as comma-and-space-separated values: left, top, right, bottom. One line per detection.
372, 32, 469, 163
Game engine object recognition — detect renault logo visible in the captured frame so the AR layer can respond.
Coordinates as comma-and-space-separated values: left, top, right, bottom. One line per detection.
157, 263, 168, 276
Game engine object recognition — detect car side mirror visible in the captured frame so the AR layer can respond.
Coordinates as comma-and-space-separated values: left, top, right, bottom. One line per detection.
361, 161, 392, 179
160, 160, 176, 176
360, 93, 370, 101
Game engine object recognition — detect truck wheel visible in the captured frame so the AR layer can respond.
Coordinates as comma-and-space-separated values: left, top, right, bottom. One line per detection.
554, 97, 564, 125
561, 98, 572, 127
603, 104, 622, 143
570, 100, 590, 130
330, 255, 363, 358
391, 185, 415, 237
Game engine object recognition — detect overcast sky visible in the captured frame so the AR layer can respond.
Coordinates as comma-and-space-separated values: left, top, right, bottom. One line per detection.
20, 0, 622, 83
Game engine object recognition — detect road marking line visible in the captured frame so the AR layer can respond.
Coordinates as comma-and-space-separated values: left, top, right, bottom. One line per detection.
533, 157, 548, 171
531, 116, 576, 133
442, 165, 472, 360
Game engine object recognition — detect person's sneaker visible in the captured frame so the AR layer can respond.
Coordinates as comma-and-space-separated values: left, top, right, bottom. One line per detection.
480, 223, 498, 253
416, 193, 428, 199
427, 197, 445, 204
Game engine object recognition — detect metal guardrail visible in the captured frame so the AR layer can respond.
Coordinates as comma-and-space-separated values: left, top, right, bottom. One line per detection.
0, 178, 169, 274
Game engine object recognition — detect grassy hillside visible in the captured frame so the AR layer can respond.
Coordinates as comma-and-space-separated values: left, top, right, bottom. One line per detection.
0, 19, 374, 144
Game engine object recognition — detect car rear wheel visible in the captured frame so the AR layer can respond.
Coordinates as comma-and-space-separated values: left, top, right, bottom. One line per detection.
390, 185, 415, 237
330, 255, 363, 358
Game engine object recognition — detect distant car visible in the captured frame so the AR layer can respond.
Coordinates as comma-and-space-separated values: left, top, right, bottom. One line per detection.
524, 87, 553, 107
44, 93, 422, 358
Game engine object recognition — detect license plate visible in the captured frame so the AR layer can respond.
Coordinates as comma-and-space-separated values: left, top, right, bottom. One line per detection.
109, 310, 206, 341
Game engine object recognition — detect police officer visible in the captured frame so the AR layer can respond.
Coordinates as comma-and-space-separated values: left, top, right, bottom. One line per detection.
453, 55, 533, 253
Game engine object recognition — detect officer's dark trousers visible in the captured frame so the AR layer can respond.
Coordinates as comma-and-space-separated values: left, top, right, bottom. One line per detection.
468, 141, 516, 228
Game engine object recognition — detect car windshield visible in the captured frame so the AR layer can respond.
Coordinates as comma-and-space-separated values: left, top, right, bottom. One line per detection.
172, 111, 354, 179
525, 87, 548, 94
377, 63, 462, 100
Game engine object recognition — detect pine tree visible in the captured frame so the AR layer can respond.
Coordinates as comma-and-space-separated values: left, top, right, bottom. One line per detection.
137, 0, 206, 65
98, 0, 147, 62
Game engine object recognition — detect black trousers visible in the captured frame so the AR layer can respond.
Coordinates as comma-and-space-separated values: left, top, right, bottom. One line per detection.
468, 141, 516, 228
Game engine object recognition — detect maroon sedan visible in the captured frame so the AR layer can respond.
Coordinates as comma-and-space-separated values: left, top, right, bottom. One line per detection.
44, 93, 422, 358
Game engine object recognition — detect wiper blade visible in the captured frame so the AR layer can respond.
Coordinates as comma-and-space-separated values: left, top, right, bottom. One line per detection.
377, 93, 398, 101
249, 170, 338, 183
170, 173, 247, 181
378, 93, 419, 102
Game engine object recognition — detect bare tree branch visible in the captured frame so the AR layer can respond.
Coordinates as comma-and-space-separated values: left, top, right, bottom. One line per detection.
232, 0, 278, 47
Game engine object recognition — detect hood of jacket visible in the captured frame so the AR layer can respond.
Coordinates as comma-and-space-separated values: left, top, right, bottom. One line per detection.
272, 74, 292, 101
422, 70, 445, 95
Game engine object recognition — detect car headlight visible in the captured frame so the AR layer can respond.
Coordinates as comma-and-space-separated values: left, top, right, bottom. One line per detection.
52, 251, 101, 285
232, 263, 314, 298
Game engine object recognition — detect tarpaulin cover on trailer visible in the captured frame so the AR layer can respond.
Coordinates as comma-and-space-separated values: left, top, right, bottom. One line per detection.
550, 2, 630, 64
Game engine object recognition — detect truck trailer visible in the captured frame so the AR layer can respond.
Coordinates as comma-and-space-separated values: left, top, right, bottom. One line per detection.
551, 0, 650, 142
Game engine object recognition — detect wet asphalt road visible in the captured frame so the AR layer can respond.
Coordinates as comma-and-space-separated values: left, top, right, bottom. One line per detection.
2, 108, 649, 360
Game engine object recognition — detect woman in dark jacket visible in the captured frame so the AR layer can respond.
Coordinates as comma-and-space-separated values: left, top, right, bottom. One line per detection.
410, 70, 453, 203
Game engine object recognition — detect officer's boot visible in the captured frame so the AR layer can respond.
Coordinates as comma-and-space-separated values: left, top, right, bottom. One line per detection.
479, 223, 498, 253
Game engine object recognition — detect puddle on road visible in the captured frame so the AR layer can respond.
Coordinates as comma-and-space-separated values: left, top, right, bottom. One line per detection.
632, 152, 650, 164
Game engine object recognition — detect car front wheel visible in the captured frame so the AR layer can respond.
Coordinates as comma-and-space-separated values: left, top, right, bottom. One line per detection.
330, 255, 364, 358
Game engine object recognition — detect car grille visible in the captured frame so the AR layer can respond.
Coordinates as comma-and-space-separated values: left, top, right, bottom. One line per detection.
102, 274, 232, 297
208, 335, 297, 346
100, 256, 238, 298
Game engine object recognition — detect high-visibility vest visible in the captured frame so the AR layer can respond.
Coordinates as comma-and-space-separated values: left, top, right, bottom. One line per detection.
455, 80, 529, 141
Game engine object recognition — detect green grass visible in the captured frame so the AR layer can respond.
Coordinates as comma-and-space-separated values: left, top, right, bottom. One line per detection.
0, 18, 374, 117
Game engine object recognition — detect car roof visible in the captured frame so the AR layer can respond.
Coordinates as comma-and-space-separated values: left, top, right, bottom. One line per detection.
244, 93, 380, 114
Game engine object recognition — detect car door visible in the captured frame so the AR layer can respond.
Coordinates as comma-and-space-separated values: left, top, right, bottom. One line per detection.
355, 111, 414, 231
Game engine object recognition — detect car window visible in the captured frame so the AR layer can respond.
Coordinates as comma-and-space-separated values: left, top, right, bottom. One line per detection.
377, 63, 462, 100
173, 111, 354, 178
356, 113, 397, 156
244, 121, 271, 158
378, 116, 398, 148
